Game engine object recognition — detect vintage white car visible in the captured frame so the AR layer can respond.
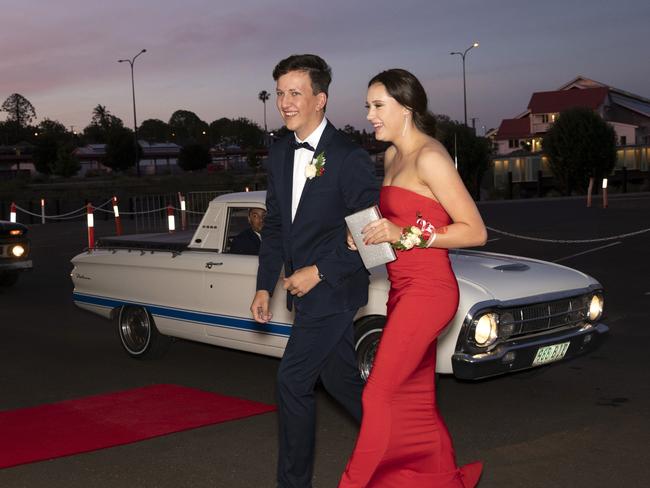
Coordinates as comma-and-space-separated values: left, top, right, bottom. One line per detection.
1, 220, 32, 287
71, 191, 608, 380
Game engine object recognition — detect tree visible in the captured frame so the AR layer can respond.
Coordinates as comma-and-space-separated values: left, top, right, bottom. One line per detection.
1, 93, 36, 127
104, 127, 138, 172
209, 117, 264, 148
247, 148, 261, 172
542, 107, 617, 195
258, 90, 270, 132
178, 143, 211, 171
38, 119, 68, 136
84, 105, 124, 143
341, 124, 363, 145
33, 119, 70, 174
92, 104, 110, 128
51, 144, 81, 177
139, 119, 171, 142
169, 110, 209, 145
33, 136, 58, 175
436, 117, 491, 198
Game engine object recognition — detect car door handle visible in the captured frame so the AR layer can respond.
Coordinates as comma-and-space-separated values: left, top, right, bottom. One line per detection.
205, 262, 223, 269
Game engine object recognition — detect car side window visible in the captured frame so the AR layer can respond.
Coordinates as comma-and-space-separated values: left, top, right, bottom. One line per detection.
224, 207, 265, 255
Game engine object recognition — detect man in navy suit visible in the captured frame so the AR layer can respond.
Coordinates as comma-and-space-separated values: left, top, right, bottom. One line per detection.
230, 208, 265, 255
251, 54, 379, 488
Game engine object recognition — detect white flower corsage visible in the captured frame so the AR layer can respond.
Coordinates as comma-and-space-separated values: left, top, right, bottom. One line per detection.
305, 151, 326, 180
392, 212, 437, 251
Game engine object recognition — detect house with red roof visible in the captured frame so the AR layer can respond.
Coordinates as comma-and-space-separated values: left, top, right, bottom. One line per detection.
490, 76, 650, 192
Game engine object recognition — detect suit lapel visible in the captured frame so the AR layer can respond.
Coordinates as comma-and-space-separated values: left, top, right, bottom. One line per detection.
293, 122, 336, 223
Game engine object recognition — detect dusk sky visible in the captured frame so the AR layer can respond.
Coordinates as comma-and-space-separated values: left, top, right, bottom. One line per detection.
2, 0, 649, 136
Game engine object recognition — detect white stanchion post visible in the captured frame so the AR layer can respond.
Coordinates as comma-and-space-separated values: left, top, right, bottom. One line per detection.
10, 202, 17, 223
587, 177, 594, 208
602, 178, 608, 209
178, 192, 187, 231
41, 198, 46, 224
167, 205, 176, 233
113, 196, 123, 236
87, 203, 95, 249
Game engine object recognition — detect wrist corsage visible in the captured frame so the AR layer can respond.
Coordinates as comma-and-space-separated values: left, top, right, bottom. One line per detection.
391, 212, 437, 251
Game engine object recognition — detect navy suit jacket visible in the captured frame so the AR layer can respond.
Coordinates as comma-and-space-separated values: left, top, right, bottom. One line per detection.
256, 121, 379, 316
230, 228, 261, 255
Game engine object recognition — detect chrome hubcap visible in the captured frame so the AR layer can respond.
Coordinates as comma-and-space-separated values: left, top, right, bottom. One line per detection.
356, 329, 383, 381
120, 307, 151, 353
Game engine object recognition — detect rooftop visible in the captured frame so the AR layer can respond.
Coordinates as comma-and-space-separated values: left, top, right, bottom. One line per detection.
495, 117, 531, 140
528, 87, 609, 114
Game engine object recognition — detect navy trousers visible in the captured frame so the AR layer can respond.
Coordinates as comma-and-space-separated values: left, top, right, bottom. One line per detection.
276, 309, 364, 488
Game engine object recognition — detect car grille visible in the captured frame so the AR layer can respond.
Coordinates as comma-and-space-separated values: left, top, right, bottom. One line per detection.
501, 295, 589, 337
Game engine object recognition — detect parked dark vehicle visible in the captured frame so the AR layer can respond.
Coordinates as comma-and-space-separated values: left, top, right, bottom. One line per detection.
0, 221, 32, 286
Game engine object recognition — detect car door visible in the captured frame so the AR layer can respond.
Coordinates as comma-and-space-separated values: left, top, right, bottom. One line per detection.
203, 205, 292, 356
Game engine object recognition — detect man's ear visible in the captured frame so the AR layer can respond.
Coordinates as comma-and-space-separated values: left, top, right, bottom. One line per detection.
316, 92, 327, 112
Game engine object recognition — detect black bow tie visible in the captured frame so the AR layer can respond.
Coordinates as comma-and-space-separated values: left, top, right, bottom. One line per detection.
289, 140, 315, 151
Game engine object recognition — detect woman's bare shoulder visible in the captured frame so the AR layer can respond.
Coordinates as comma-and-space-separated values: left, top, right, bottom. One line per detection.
415, 138, 454, 172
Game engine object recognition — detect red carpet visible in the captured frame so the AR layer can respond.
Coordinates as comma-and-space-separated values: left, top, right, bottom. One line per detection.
0, 384, 276, 469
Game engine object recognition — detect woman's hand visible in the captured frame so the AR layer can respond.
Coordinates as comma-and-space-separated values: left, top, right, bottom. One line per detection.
346, 228, 358, 251
362, 218, 402, 245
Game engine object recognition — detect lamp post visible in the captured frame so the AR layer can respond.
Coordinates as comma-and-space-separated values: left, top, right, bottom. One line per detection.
118, 48, 147, 176
450, 42, 479, 127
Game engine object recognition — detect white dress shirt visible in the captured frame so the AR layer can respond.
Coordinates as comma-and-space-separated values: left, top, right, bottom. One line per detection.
291, 117, 328, 221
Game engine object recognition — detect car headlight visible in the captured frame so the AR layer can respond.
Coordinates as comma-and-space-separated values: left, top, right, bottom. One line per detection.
472, 312, 498, 347
588, 294, 604, 322
10, 244, 26, 257
498, 311, 516, 339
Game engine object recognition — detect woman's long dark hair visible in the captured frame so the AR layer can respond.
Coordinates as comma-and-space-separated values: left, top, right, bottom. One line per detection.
368, 69, 437, 137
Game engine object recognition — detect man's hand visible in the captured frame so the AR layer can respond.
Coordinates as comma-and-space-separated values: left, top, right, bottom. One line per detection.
250, 290, 272, 323
283, 265, 321, 297
346, 228, 358, 251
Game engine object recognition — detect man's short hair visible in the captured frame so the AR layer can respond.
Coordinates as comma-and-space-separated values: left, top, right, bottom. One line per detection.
272, 54, 332, 96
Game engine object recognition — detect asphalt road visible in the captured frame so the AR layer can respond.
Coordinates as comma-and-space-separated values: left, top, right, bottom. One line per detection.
1, 193, 649, 488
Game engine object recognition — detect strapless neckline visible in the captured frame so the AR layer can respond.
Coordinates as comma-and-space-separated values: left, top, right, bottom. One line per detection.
381, 185, 443, 209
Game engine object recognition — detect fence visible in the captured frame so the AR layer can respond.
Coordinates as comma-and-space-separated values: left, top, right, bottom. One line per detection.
1, 190, 231, 234
130, 191, 228, 233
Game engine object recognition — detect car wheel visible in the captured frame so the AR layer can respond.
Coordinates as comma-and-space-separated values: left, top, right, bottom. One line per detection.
116, 305, 171, 359
0, 271, 19, 287
354, 316, 386, 381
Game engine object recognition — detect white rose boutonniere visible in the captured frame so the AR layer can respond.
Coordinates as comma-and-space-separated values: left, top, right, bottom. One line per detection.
305, 151, 326, 180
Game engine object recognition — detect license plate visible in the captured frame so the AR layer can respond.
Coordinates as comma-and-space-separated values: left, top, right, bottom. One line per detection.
532, 342, 570, 366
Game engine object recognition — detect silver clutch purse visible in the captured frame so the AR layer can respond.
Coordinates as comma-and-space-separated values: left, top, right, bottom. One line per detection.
345, 205, 397, 270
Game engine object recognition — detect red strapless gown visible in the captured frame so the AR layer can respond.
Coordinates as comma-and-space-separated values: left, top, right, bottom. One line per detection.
339, 186, 482, 488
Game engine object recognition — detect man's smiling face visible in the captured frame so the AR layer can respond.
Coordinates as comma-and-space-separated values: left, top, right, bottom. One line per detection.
276, 70, 326, 140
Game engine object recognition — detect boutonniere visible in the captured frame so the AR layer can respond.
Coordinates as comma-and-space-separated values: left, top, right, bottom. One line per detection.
305, 151, 326, 180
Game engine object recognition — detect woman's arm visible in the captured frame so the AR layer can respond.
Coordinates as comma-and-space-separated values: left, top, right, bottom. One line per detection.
362, 144, 487, 249
415, 145, 487, 248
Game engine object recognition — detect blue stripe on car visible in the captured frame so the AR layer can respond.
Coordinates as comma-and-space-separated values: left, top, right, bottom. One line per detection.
72, 292, 292, 337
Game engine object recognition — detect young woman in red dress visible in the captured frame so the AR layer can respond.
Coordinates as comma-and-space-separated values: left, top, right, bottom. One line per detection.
339, 69, 487, 488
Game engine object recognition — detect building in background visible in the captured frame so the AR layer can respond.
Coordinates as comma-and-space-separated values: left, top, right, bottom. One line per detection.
490, 76, 650, 193
75, 141, 183, 176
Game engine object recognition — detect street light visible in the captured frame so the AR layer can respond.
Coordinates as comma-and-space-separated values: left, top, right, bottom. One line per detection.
118, 48, 147, 176
450, 42, 479, 127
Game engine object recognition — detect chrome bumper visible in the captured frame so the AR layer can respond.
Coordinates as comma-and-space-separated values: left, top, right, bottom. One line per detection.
0, 260, 33, 271
452, 322, 609, 380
